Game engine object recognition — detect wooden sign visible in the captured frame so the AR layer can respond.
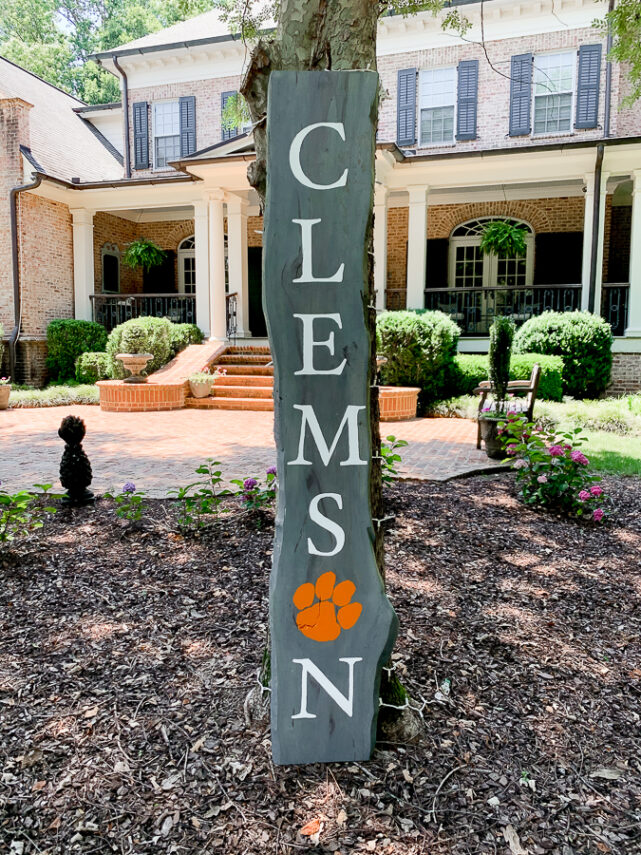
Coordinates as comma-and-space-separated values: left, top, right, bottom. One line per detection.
264, 70, 398, 765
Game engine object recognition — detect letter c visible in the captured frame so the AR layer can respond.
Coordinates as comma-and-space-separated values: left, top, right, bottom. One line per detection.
289, 123, 348, 190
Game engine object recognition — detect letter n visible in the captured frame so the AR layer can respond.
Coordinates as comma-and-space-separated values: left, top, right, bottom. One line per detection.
291, 658, 363, 719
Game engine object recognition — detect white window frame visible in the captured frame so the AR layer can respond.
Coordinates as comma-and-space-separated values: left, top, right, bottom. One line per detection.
152, 99, 181, 171
177, 235, 196, 294
418, 66, 457, 149
532, 50, 576, 138
448, 219, 535, 289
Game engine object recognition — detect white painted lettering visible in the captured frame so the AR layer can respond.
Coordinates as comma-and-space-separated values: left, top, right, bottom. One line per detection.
288, 405, 366, 467
293, 313, 346, 376
292, 219, 345, 283
291, 657, 362, 719
288, 122, 348, 190
307, 493, 345, 557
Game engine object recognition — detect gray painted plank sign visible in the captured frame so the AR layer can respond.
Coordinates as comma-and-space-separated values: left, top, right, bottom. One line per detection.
263, 70, 398, 765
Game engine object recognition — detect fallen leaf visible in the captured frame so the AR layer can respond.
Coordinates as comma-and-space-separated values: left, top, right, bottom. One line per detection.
83, 705, 99, 718
32, 780, 46, 792
299, 818, 321, 837
336, 809, 348, 826
503, 824, 528, 855
402, 769, 414, 784
589, 767, 624, 780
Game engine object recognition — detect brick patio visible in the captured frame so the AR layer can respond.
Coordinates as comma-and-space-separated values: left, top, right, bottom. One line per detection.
1, 407, 504, 497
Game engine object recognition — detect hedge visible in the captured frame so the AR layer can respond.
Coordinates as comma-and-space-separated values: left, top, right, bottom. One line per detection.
170, 323, 204, 355
106, 317, 173, 379
377, 310, 460, 409
75, 351, 111, 384
450, 353, 564, 402
513, 311, 612, 398
46, 319, 108, 382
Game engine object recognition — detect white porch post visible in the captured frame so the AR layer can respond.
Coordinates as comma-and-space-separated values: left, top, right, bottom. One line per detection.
227, 195, 250, 337
625, 169, 641, 337
373, 186, 389, 310
193, 199, 210, 337
581, 171, 609, 313
208, 192, 227, 340
406, 185, 429, 310
71, 209, 95, 322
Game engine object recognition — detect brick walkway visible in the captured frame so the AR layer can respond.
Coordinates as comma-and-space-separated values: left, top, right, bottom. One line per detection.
1, 407, 503, 497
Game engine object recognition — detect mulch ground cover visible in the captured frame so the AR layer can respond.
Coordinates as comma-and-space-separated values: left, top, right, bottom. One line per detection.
1, 474, 640, 855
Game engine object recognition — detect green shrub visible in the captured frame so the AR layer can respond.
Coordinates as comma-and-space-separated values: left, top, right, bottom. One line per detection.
170, 323, 204, 355
46, 319, 108, 382
450, 353, 564, 402
75, 351, 110, 384
488, 316, 515, 406
377, 310, 460, 409
106, 317, 172, 379
513, 311, 613, 398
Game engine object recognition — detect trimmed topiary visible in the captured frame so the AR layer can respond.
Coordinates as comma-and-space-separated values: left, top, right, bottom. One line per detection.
75, 351, 110, 384
170, 323, 204, 356
46, 319, 108, 382
513, 311, 613, 398
106, 317, 173, 379
446, 353, 564, 402
377, 310, 460, 409
488, 316, 516, 407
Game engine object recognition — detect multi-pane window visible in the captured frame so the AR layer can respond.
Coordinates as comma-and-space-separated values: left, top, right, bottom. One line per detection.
153, 101, 181, 168
533, 52, 575, 135
449, 219, 534, 289
419, 67, 456, 146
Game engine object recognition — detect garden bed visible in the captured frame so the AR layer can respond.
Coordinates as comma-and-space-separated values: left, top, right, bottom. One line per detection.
1, 476, 640, 854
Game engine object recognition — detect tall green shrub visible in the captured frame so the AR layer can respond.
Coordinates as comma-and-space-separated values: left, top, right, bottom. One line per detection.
514, 311, 613, 398
75, 352, 110, 384
46, 319, 108, 382
488, 316, 516, 407
377, 310, 460, 409
106, 317, 173, 379
448, 354, 564, 402
170, 323, 204, 356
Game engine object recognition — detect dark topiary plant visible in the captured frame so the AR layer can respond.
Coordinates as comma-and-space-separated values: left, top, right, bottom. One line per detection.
46, 319, 108, 382
58, 416, 94, 506
513, 311, 613, 398
488, 316, 516, 410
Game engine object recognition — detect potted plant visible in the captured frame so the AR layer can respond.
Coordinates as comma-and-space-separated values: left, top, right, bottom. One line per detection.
116, 325, 153, 384
479, 220, 528, 258
122, 238, 167, 272
0, 377, 11, 410
188, 367, 227, 398
479, 316, 516, 459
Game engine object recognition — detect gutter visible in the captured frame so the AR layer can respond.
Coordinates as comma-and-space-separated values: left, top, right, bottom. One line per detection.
112, 57, 131, 178
9, 171, 42, 381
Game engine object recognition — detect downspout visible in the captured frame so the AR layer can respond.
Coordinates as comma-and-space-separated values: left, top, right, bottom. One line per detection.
588, 0, 615, 313
112, 56, 131, 178
8, 172, 43, 381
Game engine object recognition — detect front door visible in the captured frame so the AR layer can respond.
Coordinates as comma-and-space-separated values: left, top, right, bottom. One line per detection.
248, 246, 267, 337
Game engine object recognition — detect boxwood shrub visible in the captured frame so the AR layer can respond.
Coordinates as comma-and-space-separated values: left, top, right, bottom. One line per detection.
377, 310, 460, 409
75, 351, 111, 384
170, 323, 204, 355
106, 317, 173, 379
46, 319, 108, 381
451, 353, 564, 401
513, 311, 612, 398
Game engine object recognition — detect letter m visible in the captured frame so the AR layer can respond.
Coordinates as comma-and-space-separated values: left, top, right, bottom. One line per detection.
291, 657, 363, 719
288, 404, 366, 467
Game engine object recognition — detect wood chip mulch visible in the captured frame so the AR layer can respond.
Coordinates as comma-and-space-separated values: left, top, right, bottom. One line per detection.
1, 475, 640, 855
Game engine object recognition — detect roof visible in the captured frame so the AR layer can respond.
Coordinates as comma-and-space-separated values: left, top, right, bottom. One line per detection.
0, 56, 122, 183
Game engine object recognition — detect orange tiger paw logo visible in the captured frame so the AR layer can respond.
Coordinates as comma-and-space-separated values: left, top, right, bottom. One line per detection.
293, 571, 363, 642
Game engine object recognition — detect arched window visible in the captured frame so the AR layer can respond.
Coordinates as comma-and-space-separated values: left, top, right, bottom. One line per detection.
101, 243, 120, 293
449, 217, 534, 289
178, 235, 196, 294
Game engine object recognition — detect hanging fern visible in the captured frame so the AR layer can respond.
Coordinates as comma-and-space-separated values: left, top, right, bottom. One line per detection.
122, 238, 167, 272
479, 220, 528, 258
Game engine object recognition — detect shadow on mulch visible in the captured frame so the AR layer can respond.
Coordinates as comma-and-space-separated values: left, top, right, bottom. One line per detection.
1, 475, 639, 855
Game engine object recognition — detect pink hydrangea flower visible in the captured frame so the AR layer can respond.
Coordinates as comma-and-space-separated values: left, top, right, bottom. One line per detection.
548, 445, 565, 457
590, 485, 603, 497
513, 459, 527, 469
593, 508, 604, 522
537, 475, 548, 484
506, 445, 517, 456
578, 490, 591, 502
571, 450, 589, 466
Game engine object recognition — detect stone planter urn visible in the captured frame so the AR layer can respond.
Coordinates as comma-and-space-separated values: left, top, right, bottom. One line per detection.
0, 383, 11, 410
479, 416, 504, 459
116, 353, 153, 384
189, 378, 214, 398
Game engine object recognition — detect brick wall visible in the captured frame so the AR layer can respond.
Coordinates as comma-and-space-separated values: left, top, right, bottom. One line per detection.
127, 76, 241, 178
609, 353, 641, 395
378, 27, 612, 152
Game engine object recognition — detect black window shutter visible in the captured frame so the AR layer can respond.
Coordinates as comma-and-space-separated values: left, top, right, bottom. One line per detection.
534, 233, 583, 285
426, 238, 450, 288
456, 60, 479, 140
179, 95, 197, 156
575, 44, 602, 129
132, 101, 149, 169
397, 68, 417, 147
221, 90, 238, 141
509, 53, 533, 137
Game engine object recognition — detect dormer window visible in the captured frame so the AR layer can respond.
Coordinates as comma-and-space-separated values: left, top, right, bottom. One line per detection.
153, 101, 181, 168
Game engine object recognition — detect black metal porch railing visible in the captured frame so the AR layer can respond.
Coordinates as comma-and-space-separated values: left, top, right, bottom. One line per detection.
91, 293, 196, 332
601, 284, 630, 337
226, 291, 238, 342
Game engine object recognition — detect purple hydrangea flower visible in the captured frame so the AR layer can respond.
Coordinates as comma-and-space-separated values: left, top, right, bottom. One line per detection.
506, 445, 517, 457
122, 481, 136, 494
513, 458, 527, 469
266, 466, 277, 476
548, 445, 565, 457
243, 477, 258, 491
537, 475, 548, 484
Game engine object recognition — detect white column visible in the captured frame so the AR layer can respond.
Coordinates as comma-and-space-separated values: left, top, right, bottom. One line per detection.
625, 169, 641, 337
71, 209, 95, 322
406, 185, 429, 310
208, 192, 227, 340
373, 186, 389, 310
581, 171, 609, 313
226, 195, 250, 337
193, 199, 210, 338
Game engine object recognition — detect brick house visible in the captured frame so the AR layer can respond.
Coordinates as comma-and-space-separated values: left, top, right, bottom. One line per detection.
2, 0, 641, 391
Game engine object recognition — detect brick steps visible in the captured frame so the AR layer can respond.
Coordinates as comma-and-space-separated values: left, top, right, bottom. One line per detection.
186, 396, 274, 411
219, 364, 274, 376
212, 385, 273, 399
215, 374, 273, 387
217, 353, 272, 365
